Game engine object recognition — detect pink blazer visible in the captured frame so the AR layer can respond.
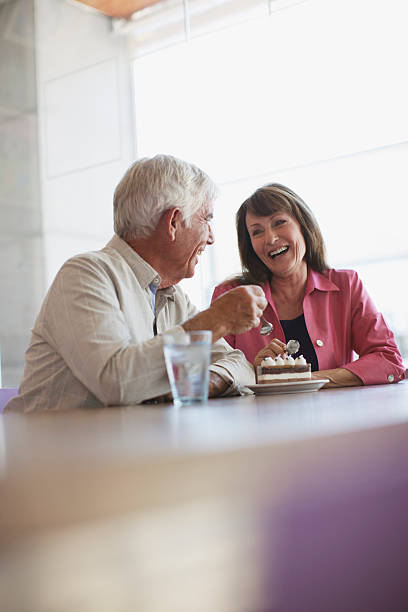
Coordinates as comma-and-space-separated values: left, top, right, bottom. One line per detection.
211, 268, 405, 385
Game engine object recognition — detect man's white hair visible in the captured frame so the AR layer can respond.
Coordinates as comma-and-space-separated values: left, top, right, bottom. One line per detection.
114, 154, 218, 240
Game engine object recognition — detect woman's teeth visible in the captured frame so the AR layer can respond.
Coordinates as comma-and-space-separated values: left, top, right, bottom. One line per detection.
268, 246, 288, 258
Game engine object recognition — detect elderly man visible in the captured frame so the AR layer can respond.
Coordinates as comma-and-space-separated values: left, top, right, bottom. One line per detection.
7, 155, 267, 412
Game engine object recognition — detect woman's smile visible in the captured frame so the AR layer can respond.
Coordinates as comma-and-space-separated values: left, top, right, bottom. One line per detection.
267, 245, 289, 259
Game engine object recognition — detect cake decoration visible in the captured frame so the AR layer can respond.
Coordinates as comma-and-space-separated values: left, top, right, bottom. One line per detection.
257, 353, 311, 384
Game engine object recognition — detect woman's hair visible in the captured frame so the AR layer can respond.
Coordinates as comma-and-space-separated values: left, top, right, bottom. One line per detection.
236, 183, 329, 285
114, 154, 218, 240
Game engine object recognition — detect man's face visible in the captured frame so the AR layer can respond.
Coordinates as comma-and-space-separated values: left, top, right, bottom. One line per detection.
176, 201, 215, 281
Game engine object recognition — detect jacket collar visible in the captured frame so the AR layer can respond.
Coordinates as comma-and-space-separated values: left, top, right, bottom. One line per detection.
305, 268, 339, 296
264, 267, 339, 303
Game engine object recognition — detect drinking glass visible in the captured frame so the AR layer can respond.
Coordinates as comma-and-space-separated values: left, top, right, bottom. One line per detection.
163, 331, 212, 407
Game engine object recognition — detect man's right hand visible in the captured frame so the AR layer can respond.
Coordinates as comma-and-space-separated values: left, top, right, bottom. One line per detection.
210, 285, 267, 335
183, 285, 267, 341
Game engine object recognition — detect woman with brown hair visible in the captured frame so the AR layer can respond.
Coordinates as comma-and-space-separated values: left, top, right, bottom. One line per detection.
212, 183, 405, 387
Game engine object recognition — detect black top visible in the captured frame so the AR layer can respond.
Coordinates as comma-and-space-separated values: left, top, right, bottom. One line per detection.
280, 314, 319, 372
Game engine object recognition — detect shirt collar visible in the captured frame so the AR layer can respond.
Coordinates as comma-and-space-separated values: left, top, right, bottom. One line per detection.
263, 267, 339, 302
104, 235, 176, 297
305, 268, 339, 295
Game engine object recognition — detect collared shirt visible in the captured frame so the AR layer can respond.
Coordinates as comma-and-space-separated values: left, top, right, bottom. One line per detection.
7, 236, 254, 412
212, 268, 405, 386
148, 280, 159, 334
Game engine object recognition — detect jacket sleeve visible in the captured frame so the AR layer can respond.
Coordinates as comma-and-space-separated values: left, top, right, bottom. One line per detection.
341, 271, 405, 385
42, 257, 188, 405
210, 282, 237, 349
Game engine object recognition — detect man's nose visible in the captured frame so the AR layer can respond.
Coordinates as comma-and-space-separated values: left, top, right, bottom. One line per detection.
207, 223, 215, 245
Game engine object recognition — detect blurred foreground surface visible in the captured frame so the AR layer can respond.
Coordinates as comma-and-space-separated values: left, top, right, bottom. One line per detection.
1, 383, 408, 611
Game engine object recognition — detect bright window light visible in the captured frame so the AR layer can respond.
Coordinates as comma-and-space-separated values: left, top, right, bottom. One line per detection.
133, 0, 408, 363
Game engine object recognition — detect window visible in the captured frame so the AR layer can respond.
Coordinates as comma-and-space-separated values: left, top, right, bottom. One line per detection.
132, 0, 408, 364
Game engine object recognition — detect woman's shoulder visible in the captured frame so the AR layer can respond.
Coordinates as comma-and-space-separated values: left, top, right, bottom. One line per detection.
212, 276, 240, 298
318, 268, 363, 292
212, 275, 256, 299
320, 267, 359, 281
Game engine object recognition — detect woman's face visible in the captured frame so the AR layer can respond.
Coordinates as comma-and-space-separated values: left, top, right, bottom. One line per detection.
245, 209, 307, 279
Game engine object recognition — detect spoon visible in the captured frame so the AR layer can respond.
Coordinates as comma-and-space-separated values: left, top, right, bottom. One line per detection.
286, 339, 300, 355
260, 316, 274, 336
259, 318, 300, 357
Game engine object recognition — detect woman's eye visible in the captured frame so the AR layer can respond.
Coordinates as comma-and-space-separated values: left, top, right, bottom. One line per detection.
274, 219, 286, 226
251, 230, 262, 237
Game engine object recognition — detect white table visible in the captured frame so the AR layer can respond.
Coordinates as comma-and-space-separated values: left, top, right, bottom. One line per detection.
1, 382, 408, 612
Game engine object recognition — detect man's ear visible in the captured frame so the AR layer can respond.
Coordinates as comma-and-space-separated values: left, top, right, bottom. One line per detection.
161, 207, 182, 242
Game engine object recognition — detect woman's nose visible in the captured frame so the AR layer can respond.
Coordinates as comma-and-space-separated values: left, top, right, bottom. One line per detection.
265, 226, 279, 243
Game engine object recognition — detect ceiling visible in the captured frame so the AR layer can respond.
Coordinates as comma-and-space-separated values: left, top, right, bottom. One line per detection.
73, 0, 162, 19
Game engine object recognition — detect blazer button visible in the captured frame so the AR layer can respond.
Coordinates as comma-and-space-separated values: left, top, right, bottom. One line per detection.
316, 339, 324, 347
387, 374, 394, 383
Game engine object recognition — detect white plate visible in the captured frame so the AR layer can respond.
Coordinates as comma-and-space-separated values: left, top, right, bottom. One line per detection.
247, 379, 330, 395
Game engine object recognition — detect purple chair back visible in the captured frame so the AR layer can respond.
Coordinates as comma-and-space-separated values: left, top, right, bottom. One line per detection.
0, 388, 18, 413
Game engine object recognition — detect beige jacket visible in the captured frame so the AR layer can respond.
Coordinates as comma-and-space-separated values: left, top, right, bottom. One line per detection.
7, 236, 254, 412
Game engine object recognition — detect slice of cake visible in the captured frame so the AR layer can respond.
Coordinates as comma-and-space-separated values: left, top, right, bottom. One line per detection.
256, 354, 311, 384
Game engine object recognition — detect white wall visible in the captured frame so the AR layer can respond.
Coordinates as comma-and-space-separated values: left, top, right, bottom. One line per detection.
0, 0, 43, 386
0, 0, 135, 386
35, 0, 135, 286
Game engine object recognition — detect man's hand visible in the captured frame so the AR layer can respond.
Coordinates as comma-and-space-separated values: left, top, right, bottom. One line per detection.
208, 371, 229, 397
184, 285, 267, 342
142, 391, 173, 404
211, 286, 267, 334
143, 373, 228, 404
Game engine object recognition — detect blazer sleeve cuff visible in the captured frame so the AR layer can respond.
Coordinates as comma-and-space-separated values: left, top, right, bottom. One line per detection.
343, 353, 406, 385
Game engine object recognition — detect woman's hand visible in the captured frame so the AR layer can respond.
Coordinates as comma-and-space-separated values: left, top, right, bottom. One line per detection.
311, 368, 362, 388
253, 338, 287, 369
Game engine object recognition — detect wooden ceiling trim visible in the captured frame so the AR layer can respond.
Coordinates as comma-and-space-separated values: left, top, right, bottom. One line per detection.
74, 0, 163, 19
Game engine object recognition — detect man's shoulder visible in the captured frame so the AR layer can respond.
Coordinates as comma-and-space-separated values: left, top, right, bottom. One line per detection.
60, 238, 131, 275
42, 242, 134, 303
57, 249, 115, 280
